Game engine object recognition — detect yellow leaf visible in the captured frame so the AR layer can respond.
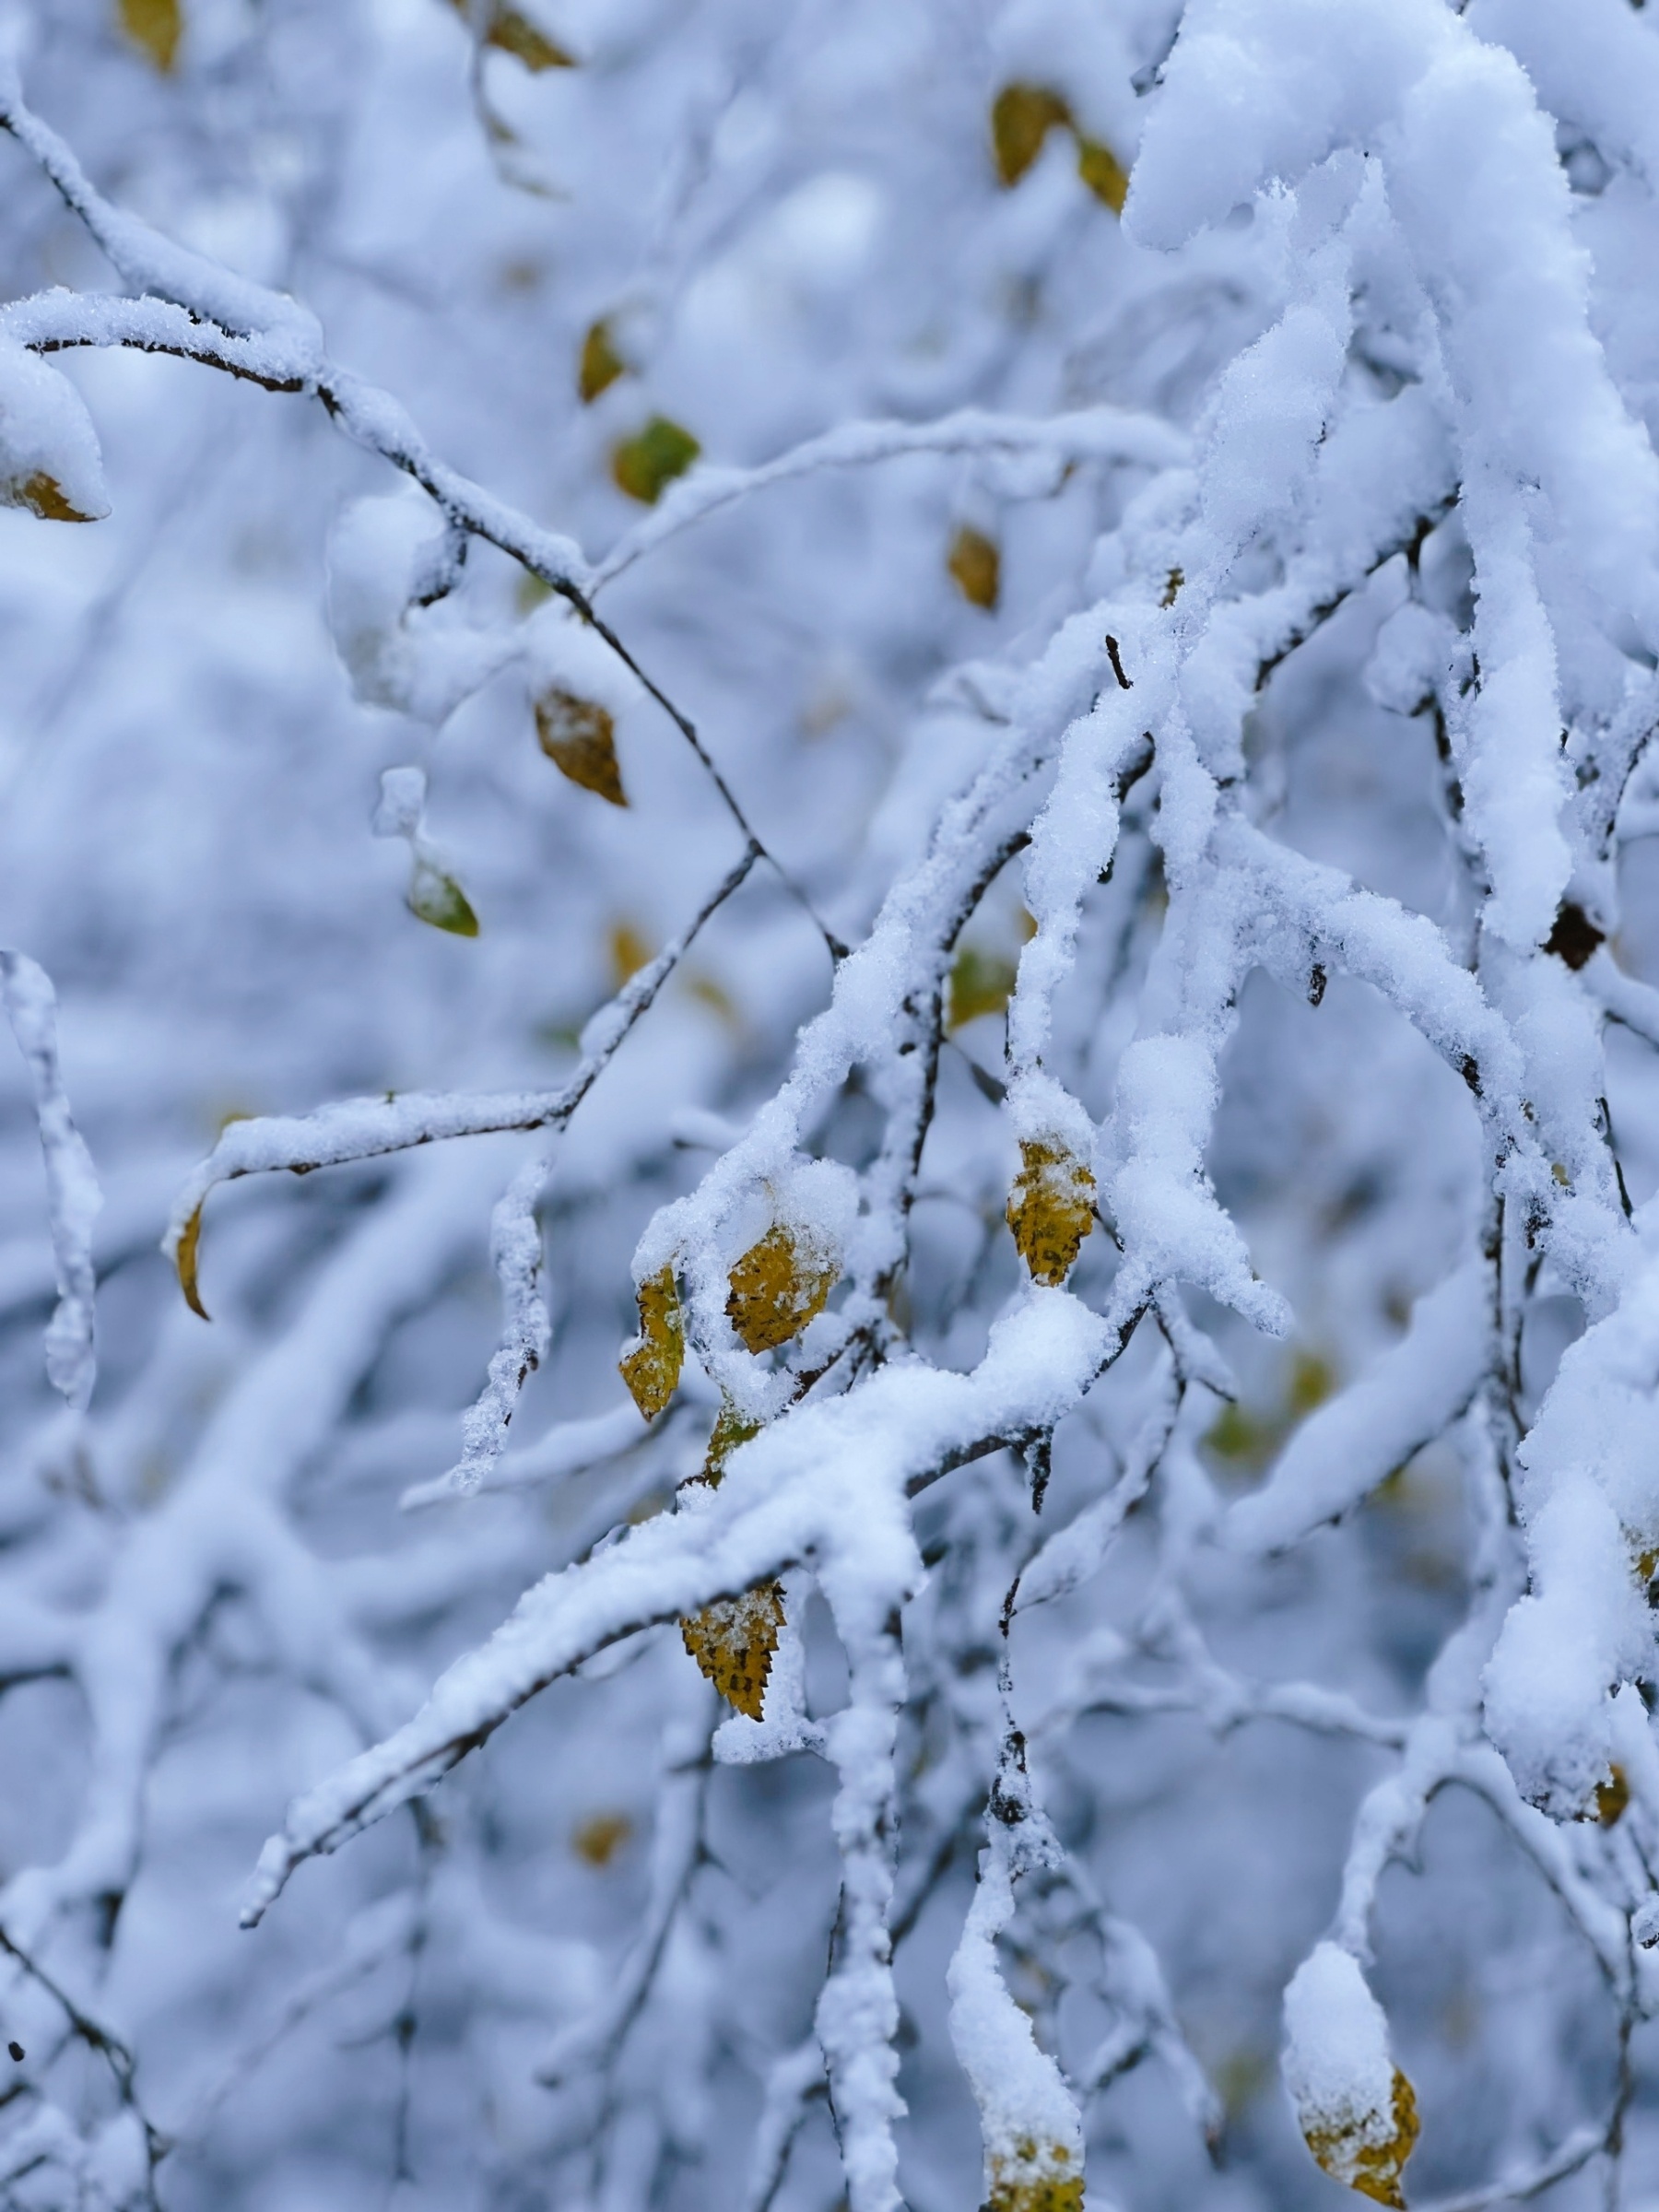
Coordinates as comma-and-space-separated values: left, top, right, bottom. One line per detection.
407, 856, 480, 936
443, 0, 574, 68
535, 688, 627, 806
6, 472, 101, 524
701, 1394, 761, 1485
1595, 1764, 1630, 1826
1077, 135, 1130, 212
947, 945, 1018, 1030
1303, 2068, 1419, 2210
119, 0, 182, 70
175, 1203, 209, 1321
611, 416, 700, 505
726, 1223, 839, 1353
991, 83, 1072, 187
986, 2143, 1085, 2212
948, 524, 1001, 611
486, 6, 574, 66
579, 318, 627, 404
571, 1810, 631, 1866
618, 1265, 682, 1419
680, 1579, 784, 1718
1006, 1140, 1095, 1286
608, 919, 653, 990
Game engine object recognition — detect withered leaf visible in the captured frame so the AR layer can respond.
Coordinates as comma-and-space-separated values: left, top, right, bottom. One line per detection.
571, 1810, 631, 1866
1077, 135, 1130, 212
680, 1580, 784, 1719
608, 919, 653, 990
1596, 1764, 1630, 1826
7, 472, 101, 524
1302, 2069, 1419, 2210
407, 856, 480, 937
444, 0, 574, 69
611, 416, 700, 505
726, 1224, 838, 1353
948, 524, 1000, 611
1006, 1140, 1095, 1286
618, 1265, 682, 1419
991, 83, 1072, 187
535, 688, 627, 806
175, 1203, 208, 1320
578, 318, 627, 404
119, 0, 182, 71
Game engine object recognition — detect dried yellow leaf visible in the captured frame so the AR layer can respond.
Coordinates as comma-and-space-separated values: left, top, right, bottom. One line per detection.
726, 1224, 839, 1353
485, 6, 574, 67
7, 472, 101, 524
947, 945, 1017, 1030
948, 524, 1001, 611
611, 416, 700, 505
535, 688, 627, 806
991, 83, 1072, 187
1077, 135, 1130, 212
1161, 566, 1184, 608
1596, 1764, 1630, 1826
1006, 1141, 1095, 1285
571, 1810, 631, 1866
119, 0, 182, 70
407, 856, 480, 936
680, 1579, 784, 1718
987, 2142, 1085, 2212
618, 1265, 682, 1419
443, 0, 574, 68
1304, 2069, 1419, 2210
578, 318, 627, 404
175, 1204, 209, 1321
608, 920, 653, 990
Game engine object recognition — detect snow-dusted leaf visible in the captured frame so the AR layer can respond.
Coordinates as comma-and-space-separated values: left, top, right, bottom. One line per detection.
535, 687, 627, 806
0, 337, 110, 523
618, 1264, 683, 1418
680, 1579, 784, 1719
1006, 1139, 1094, 1287
1284, 1946, 1419, 2210
407, 853, 480, 936
725, 1223, 839, 1353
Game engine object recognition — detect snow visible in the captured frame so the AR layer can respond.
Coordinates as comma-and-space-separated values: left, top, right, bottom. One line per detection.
4, 2, 1659, 2206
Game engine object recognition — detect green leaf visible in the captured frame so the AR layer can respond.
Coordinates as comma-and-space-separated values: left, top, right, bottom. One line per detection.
407, 856, 480, 936
611, 416, 700, 505
947, 946, 1018, 1030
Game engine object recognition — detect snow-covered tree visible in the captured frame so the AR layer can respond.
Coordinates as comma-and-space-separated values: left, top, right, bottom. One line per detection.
4, 2, 1659, 2208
